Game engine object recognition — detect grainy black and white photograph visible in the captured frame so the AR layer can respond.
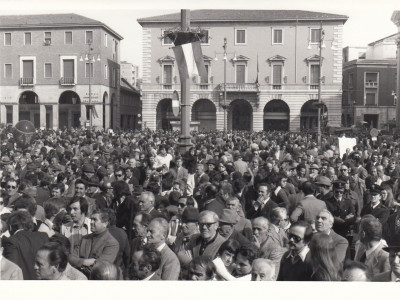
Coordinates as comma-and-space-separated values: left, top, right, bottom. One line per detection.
0, 0, 399, 297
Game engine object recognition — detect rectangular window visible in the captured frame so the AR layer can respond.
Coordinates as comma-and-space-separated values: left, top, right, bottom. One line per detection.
200, 30, 209, 44
365, 72, 378, 87
235, 29, 246, 45
65, 31, 72, 44
310, 28, 321, 43
348, 73, 354, 88
200, 65, 209, 84
85, 31, 93, 44
44, 63, 52, 78
4, 64, 12, 78
272, 29, 283, 44
310, 65, 320, 84
63, 59, 74, 80
4, 33, 11, 45
163, 65, 172, 83
44, 32, 51, 45
366, 93, 376, 105
23, 60, 34, 78
273, 65, 282, 84
104, 33, 108, 47
104, 64, 108, 79
236, 64, 246, 83
162, 30, 173, 45
85, 62, 94, 78
24, 32, 31, 45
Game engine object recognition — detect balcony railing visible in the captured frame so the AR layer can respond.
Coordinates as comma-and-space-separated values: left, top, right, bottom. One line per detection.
220, 83, 259, 92
20, 77, 34, 86
365, 81, 378, 87
199, 83, 210, 90
59, 77, 75, 85
163, 84, 173, 90
272, 85, 282, 90
309, 84, 319, 90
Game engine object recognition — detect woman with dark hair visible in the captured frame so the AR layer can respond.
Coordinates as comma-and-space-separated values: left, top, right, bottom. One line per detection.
309, 233, 342, 281
213, 239, 241, 281
188, 256, 216, 281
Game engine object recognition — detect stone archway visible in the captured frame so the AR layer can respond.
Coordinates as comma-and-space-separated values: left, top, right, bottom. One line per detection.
19, 91, 40, 128
229, 99, 252, 131
192, 99, 216, 131
300, 100, 327, 130
59, 91, 81, 129
156, 98, 175, 131
264, 99, 290, 131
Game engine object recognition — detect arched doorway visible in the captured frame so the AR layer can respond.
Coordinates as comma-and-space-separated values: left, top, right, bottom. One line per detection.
192, 99, 216, 131
264, 100, 290, 131
300, 100, 327, 130
59, 91, 81, 129
103, 92, 109, 130
229, 99, 252, 131
110, 94, 115, 129
19, 91, 40, 128
156, 98, 176, 131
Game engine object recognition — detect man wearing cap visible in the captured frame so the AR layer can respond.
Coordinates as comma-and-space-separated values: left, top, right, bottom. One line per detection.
172, 207, 199, 268
308, 164, 320, 182
373, 245, 400, 281
290, 181, 326, 226
323, 180, 355, 237
315, 175, 333, 201
360, 186, 390, 225
218, 209, 250, 245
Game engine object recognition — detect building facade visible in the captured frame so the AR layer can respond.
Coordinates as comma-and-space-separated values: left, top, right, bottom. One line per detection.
0, 13, 123, 130
121, 61, 139, 88
342, 34, 397, 131
120, 77, 141, 130
138, 10, 348, 132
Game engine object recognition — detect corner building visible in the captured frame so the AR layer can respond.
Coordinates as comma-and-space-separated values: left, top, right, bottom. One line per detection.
0, 14, 123, 130
138, 10, 348, 132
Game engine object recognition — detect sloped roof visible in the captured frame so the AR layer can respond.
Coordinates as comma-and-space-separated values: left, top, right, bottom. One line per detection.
120, 78, 140, 94
368, 33, 399, 46
0, 13, 123, 40
138, 10, 348, 24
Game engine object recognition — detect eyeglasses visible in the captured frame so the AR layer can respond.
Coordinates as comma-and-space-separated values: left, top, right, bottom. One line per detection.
288, 233, 303, 243
199, 222, 216, 229
6, 185, 17, 189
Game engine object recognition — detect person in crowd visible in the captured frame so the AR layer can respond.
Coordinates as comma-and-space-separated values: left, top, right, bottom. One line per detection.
308, 233, 342, 281
212, 239, 240, 281
34, 242, 69, 280
315, 209, 349, 263
2, 211, 48, 279
0, 237, 23, 280
277, 221, 313, 281
129, 244, 161, 280
90, 261, 119, 280
188, 256, 216, 281
187, 210, 225, 261
246, 183, 278, 220
146, 217, 180, 280
342, 260, 372, 281
373, 244, 400, 282
233, 243, 258, 280
251, 258, 276, 281
69, 208, 119, 278
218, 209, 250, 245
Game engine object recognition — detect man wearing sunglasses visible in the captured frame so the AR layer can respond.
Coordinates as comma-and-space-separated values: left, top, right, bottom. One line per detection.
277, 220, 313, 281
4, 178, 20, 207
323, 180, 355, 237
188, 210, 225, 261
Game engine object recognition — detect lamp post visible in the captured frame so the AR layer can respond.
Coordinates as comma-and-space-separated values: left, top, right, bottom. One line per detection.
214, 38, 236, 133
80, 40, 100, 128
317, 22, 325, 147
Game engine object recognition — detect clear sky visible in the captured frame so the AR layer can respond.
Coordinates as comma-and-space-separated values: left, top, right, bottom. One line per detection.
1, 0, 399, 77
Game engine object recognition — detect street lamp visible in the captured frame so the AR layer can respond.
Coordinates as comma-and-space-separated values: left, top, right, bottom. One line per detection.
214, 37, 236, 133
80, 40, 101, 128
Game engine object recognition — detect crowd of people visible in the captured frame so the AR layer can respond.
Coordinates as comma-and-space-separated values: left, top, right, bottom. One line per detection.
0, 126, 400, 281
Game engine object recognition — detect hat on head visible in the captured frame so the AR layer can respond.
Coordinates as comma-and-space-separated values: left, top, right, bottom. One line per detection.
309, 163, 320, 170
332, 180, 346, 191
219, 209, 238, 224
181, 207, 199, 223
1, 156, 11, 165
207, 159, 216, 166
87, 177, 100, 187
370, 185, 383, 195
315, 176, 332, 187
82, 164, 95, 173
350, 167, 359, 175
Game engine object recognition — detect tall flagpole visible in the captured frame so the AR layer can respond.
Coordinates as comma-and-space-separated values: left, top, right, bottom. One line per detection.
179, 9, 192, 154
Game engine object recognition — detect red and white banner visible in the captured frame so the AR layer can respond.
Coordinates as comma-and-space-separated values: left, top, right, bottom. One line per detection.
172, 41, 207, 82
